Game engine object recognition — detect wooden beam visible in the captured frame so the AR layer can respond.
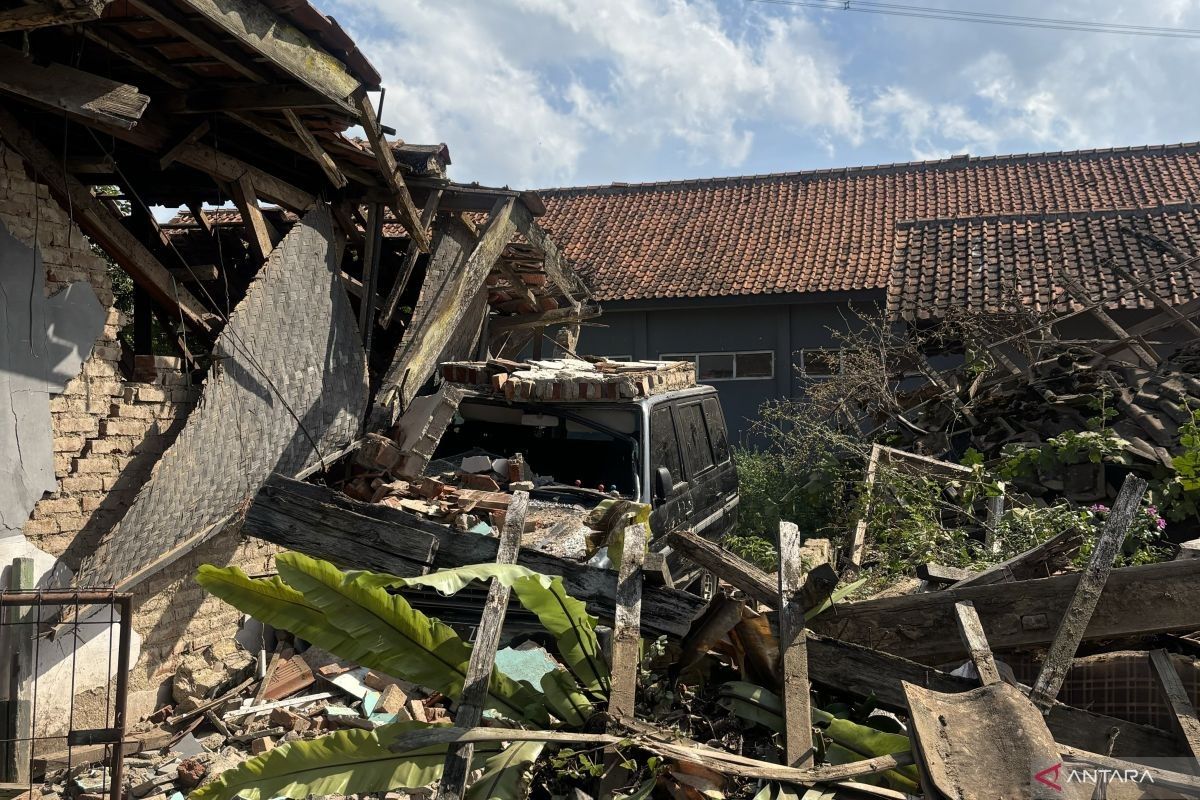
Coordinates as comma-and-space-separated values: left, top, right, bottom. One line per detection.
437, 492, 528, 800
158, 120, 210, 170
2, 559, 34, 783
850, 443, 882, 567
778, 521, 814, 768
1062, 275, 1159, 367
353, 90, 429, 252
1111, 263, 1200, 337
488, 304, 602, 336
0, 45, 149, 129
510, 200, 588, 300
1028, 475, 1147, 710
608, 523, 646, 723
667, 529, 776, 608
170, 264, 219, 282
0, 0, 107, 32
358, 203, 384, 350
82, 25, 192, 89
282, 109, 348, 189
805, 634, 1184, 759
951, 528, 1082, 589
245, 474, 706, 639
175, 0, 361, 112
374, 199, 516, 425
177, 141, 313, 212
225, 113, 376, 187
806, 558, 1200, 666
229, 173, 276, 262
163, 85, 344, 114
380, 189, 441, 329
952, 600, 1001, 686
0, 106, 214, 338
1148, 649, 1200, 759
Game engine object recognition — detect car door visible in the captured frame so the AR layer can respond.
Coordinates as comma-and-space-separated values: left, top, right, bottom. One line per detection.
647, 403, 692, 538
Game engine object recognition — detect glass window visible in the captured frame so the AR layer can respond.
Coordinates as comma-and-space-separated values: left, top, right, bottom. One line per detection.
661, 353, 696, 366
676, 401, 715, 478
803, 349, 841, 376
698, 353, 735, 380
736, 352, 773, 378
702, 397, 730, 463
650, 405, 683, 488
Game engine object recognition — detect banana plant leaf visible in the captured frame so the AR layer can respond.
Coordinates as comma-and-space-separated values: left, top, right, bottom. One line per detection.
804, 577, 867, 621
823, 743, 919, 793
539, 668, 596, 727
197, 555, 543, 723
188, 721, 502, 800
616, 777, 658, 799
367, 562, 610, 695
466, 740, 545, 800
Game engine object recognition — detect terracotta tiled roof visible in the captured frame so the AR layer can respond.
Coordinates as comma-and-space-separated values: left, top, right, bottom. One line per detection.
537, 143, 1200, 303
887, 204, 1200, 321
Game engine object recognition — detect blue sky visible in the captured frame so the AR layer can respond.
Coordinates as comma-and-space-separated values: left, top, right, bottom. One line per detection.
322, 0, 1200, 189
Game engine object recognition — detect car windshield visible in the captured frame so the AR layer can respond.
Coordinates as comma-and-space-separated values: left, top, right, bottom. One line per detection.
432, 400, 641, 498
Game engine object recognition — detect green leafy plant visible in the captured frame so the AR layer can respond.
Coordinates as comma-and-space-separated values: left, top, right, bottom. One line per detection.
193, 554, 609, 800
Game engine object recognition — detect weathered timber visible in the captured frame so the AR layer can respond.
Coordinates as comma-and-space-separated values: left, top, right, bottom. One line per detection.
245, 474, 704, 638
0, 107, 214, 337
510, 201, 588, 300
667, 529, 776, 608
358, 203, 384, 351
229, 173, 276, 262
373, 199, 515, 425
487, 304, 602, 335
282, 109, 348, 189
2, 559, 33, 783
805, 634, 1183, 759
380, 189, 442, 329
1029, 475, 1147, 710
0, 0, 107, 32
0, 45, 149, 129
158, 120, 211, 170
952, 601, 1000, 686
353, 90, 428, 252
778, 521, 814, 768
127, 0, 261, 82
917, 563, 974, 586
82, 25, 192, 89
438, 493, 527, 800
806, 557, 1200, 665
164, 86, 342, 114
175, 0, 361, 112
1061, 745, 1200, 794
608, 523, 646, 723
1149, 649, 1200, 759
950, 527, 1082, 588
849, 443, 882, 566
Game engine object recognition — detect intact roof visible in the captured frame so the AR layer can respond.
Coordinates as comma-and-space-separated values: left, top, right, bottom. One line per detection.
888, 204, 1200, 321
536, 143, 1200, 303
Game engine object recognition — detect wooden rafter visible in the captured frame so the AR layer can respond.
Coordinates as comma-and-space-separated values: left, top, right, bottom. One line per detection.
163, 86, 343, 114
0, 45, 150, 129
0, 0, 107, 33
159, 120, 210, 169
353, 89, 430, 253
229, 173, 277, 262
127, 0, 262, 83
82, 25, 193, 90
224, 113, 376, 186
380, 189, 441, 329
0, 105, 214, 338
282, 109, 348, 189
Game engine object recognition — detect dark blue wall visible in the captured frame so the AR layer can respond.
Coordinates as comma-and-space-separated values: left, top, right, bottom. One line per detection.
573, 293, 884, 444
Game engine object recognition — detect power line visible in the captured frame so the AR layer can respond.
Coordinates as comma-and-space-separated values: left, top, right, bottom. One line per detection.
747, 0, 1200, 39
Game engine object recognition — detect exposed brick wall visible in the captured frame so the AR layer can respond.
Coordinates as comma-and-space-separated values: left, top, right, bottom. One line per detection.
1, 147, 276, 717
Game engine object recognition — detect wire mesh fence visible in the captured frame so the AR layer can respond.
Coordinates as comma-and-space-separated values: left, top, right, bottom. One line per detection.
0, 587, 132, 800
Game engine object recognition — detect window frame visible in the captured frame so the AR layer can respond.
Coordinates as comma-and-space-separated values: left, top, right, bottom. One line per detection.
658, 350, 775, 382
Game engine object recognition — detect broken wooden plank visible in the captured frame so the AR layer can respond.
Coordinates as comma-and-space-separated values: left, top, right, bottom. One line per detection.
282, 108, 348, 189
667, 529, 776, 608
807, 557, 1200, 665
1149, 649, 1200, 760
1028, 475, 1147, 710
916, 563, 974, 586
3, 559, 33, 783
608, 523, 647, 723
0, 106, 214, 337
850, 443, 882, 566
438, 492, 527, 800
245, 474, 705, 638
358, 202, 384, 351
952, 600, 1001, 686
951, 527, 1082, 588
488, 304, 602, 335
223, 691, 335, 720
778, 521, 814, 768
229, 173, 277, 262
353, 90, 429, 252
1060, 744, 1200, 794
0, 45, 149, 129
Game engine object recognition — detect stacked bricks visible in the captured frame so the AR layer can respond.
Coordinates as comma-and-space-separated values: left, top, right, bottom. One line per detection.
1, 150, 278, 720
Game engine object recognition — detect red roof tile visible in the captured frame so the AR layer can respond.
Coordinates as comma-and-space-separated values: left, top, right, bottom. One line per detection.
537, 143, 1200, 303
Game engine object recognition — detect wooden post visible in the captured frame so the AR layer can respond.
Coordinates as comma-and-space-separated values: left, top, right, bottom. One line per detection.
436, 491, 528, 800
849, 445, 882, 567
380, 190, 442, 330
953, 600, 1001, 686
777, 521, 815, 768
1029, 475, 1147, 710
358, 203, 384, 352
5, 558, 34, 783
599, 523, 646, 798
667, 530, 776, 608
1148, 649, 1200, 759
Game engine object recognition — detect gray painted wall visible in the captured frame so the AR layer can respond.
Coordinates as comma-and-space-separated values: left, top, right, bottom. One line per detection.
575, 293, 884, 443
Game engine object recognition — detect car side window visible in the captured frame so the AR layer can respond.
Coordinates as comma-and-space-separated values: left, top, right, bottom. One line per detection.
702, 397, 730, 463
650, 405, 684, 487
676, 401, 715, 478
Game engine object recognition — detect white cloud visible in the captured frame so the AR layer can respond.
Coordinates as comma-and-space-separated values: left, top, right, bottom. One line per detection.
326, 0, 860, 186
